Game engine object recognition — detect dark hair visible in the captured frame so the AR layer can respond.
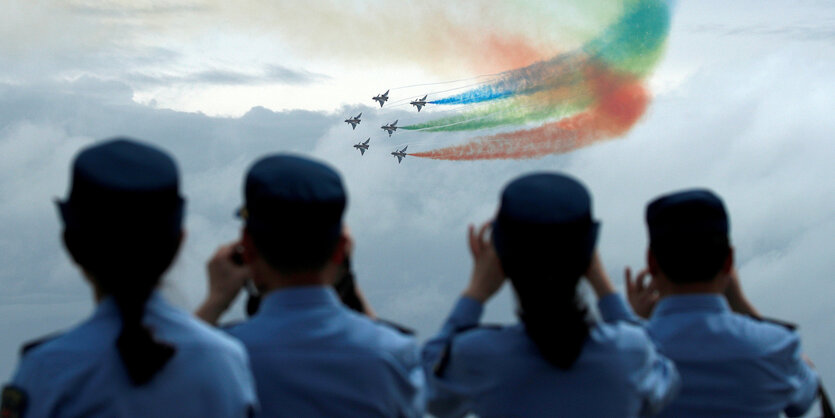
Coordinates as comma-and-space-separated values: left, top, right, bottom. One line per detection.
63, 225, 179, 385
248, 225, 341, 274
651, 234, 730, 283
502, 243, 591, 370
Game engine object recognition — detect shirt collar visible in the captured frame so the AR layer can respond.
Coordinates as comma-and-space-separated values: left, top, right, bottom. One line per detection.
258, 285, 342, 315
652, 293, 730, 318
91, 290, 168, 320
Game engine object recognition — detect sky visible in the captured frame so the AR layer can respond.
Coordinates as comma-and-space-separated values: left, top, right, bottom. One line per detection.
1, 0, 834, 408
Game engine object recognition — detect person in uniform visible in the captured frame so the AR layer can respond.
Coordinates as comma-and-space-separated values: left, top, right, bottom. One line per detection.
195, 154, 425, 417
422, 172, 680, 417
1, 139, 257, 417
599, 189, 820, 417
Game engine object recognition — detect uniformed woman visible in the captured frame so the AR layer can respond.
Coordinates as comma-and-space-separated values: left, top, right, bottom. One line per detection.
422, 172, 680, 417
1, 139, 257, 417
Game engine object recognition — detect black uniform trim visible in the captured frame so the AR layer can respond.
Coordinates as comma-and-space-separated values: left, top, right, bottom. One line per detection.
1, 385, 28, 418
748, 315, 798, 331
433, 324, 504, 377
376, 319, 416, 336
20, 332, 63, 357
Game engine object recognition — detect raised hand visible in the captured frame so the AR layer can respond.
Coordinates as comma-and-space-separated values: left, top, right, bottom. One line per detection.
625, 267, 659, 319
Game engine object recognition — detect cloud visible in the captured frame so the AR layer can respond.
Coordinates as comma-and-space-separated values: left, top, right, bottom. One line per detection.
126, 65, 328, 87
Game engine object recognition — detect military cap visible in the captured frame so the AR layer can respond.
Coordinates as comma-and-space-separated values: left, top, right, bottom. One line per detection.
646, 189, 729, 246
492, 172, 599, 272
240, 154, 346, 240
57, 138, 184, 233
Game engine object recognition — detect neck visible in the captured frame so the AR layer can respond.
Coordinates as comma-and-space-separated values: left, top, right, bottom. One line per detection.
656, 274, 726, 297
255, 261, 339, 294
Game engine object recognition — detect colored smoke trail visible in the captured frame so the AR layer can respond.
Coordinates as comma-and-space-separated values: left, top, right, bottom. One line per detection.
406, 0, 672, 160
411, 78, 649, 160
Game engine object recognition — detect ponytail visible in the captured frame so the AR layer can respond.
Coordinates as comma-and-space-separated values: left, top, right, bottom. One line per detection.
112, 277, 175, 385
64, 228, 179, 385
510, 270, 590, 370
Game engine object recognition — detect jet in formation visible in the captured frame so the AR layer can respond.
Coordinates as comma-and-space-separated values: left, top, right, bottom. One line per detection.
344, 112, 362, 130
410, 95, 428, 112
391, 146, 408, 164
354, 138, 370, 155
381, 120, 398, 136
372, 90, 389, 108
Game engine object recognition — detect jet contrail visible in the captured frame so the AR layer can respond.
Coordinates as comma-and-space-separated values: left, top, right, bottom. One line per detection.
404, 0, 672, 160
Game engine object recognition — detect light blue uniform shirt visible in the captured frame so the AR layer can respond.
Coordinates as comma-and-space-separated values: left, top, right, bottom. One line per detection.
422, 296, 680, 417
227, 286, 425, 417
8, 292, 258, 417
599, 293, 820, 417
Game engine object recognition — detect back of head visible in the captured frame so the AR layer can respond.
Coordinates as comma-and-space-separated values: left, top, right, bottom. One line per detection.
241, 154, 347, 274
491, 172, 599, 369
646, 189, 731, 284
58, 138, 184, 385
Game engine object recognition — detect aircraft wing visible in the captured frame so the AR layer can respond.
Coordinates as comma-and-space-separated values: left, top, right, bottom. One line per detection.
360, 148, 366, 155
415, 104, 424, 111
350, 122, 357, 129
397, 155, 403, 163
363, 138, 370, 145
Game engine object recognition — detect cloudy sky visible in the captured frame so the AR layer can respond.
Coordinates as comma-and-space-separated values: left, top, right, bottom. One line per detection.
1, 0, 834, 404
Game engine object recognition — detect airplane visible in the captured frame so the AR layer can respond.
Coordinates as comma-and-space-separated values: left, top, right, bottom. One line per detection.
381, 120, 398, 136
391, 146, 408, 163
409, 95, 428, 112
344, 112, 362, 130
372, 90, 389, 107
354, 138, 370, 155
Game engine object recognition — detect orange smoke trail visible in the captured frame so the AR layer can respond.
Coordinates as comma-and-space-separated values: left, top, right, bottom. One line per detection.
411, 66, 649, 160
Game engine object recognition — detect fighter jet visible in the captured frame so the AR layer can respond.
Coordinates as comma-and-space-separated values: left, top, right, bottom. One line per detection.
391, 146, 408, 164
344, 112, 362, 130
409, 95, 428, 112
354, 138, 370, 155
381, 120, 398, 136
372, 90, 389, 107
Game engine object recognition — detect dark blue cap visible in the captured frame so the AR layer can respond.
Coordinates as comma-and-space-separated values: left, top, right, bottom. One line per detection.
57, 138, 184, 234
492, 173, 599, 274
241, 154, 346, 240
646, 189, 729, 246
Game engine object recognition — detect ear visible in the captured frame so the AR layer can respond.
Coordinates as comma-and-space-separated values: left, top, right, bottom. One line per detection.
329, 231, 351, 266
647, 248, 660, 276
241, 228, 258, 264
721, 246, 735, 274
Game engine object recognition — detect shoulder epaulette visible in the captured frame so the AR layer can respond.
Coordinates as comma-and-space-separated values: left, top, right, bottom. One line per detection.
20, 332, 63, 357
750, 315, 798, 331
219, 320, 246, 331
454, 323, 504, 335
433, 324, 505, 377
376, 319, 415, 336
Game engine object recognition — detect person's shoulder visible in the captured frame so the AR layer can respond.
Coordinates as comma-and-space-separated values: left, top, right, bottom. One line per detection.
725, 313, 803, 355
448, 323, 518, 359
157, 305, 248, 359
591, 320, 652, 350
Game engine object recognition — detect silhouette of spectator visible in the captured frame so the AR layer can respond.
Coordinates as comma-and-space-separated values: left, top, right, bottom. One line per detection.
195, 154, 424, 417
1, 139, 257, 417
423, 172, 680, 417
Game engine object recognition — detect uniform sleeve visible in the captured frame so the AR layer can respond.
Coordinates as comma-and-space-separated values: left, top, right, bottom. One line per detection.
598, 293, 643, 324
779, 336, 819, 417
395, 341, 427, 418
421, 296, 484, 418
624, 329, 681, 417
6, 355, 55, 418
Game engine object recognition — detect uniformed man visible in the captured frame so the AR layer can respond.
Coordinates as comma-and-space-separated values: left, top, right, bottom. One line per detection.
195, 154, 425, 417
422, 173, 680, 417
599, 189, 820, 416
1, 139, 257, 417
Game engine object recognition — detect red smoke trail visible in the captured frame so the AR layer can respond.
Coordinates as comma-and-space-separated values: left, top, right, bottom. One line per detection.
411, 65, 649, 160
